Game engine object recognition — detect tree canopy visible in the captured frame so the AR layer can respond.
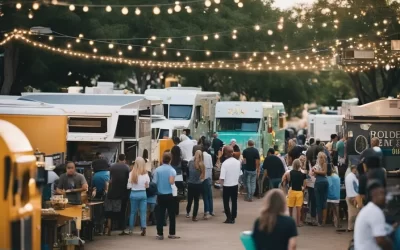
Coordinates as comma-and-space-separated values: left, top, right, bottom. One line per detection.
3, 0, 398, 114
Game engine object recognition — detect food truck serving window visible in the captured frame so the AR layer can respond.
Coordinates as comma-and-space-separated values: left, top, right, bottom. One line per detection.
115, 115, 136, 137
69, 117, 107, 133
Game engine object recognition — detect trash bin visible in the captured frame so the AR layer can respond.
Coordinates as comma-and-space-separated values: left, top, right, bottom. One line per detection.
240, 231, 255, 250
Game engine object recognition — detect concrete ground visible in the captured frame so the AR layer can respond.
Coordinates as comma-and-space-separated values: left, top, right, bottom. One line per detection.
86, 192, 352, 250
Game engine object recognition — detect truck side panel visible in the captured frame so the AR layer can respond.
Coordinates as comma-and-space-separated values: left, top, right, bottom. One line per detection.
0, 115, 67, 155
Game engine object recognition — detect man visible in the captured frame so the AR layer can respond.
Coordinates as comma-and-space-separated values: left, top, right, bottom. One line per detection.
242, 140, 260, 202
354, 182, 393, 250
263, 148, 285, 189
360, 137, 384, 166
104, 154, 130, 236
56, 161, 88, 195
202, 140, 214, 217
345, 165, 360, 232
230, 139, 241, 160
153, 152, 180, 240
92, 152, 110, 172
183, 129, 193, 140
220, 146, 241, 224
179, 134, 195, 181
358, 155, 387, 205
211, 132, 224, 165
306, 138, 323, 166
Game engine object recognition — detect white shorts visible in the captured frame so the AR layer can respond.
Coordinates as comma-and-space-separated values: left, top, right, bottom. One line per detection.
327, 199, 340, 204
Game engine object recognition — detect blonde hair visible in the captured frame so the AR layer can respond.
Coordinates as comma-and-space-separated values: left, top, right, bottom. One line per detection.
287, 139, 296, 152
259, 189, 287, 233
194, 150, 206, 179
317, 152, 327, 173
292, 159, 302, 171
130, 157, 147, 184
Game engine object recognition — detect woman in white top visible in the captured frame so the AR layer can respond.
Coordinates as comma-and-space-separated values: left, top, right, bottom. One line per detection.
127, 157, 150, 236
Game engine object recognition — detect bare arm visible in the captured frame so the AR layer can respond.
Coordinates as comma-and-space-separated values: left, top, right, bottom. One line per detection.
56, 188, 65, 195
169, 176, 175, 185
288, 237, 297, 250
375, 236, 393, 250
256, 159, 260, 175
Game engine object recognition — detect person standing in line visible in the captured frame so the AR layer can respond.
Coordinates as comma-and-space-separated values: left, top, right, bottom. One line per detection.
91, 164, 110, 235
142, 149, 152, 172
252, 189, 297, 250
127, 157, 149, 236
263, 148, 285, 189
345, 165, 360, 232
202, 140, 214, 218
354, 182, 394, 250
219, 146, 241, 224
170, 145, 183, 215
185, 150, 205, 221
104, 154, 130, 236
282, 159, 306, 227
153, 152, 180, 240
178, 134, 195, 182
305, 160, 317, 226
211, 132, 224, 165
313, 152, 330, 226
242, 139, 260, 202
230, 139, 241, 160
327, 166, 341, 229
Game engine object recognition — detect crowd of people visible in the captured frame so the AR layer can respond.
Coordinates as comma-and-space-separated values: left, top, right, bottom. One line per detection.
44, 130, 399, 249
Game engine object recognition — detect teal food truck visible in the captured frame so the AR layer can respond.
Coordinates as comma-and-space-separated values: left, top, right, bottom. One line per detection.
214, 102, 286, 157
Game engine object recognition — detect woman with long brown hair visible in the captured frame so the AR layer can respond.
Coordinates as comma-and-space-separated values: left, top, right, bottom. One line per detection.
252, 189, 297, 250
127, 157, 150, 236
186, 150, 205, 221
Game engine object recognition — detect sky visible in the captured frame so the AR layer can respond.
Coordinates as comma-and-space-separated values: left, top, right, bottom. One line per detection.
272, 0, 316, 9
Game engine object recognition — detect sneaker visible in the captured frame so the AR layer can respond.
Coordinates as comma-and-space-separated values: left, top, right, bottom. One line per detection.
186, 213, 190, 218
156, 235, 164, 240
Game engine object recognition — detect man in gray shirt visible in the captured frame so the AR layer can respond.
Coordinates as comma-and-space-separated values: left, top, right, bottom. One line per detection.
56, 161, 88, 194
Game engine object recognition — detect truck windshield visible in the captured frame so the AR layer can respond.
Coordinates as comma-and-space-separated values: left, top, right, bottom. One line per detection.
216, 118, 260, 132
169, 105, 192, 120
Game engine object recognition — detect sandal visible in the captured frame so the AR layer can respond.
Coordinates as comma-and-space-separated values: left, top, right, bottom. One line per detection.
168, 235, 181, 239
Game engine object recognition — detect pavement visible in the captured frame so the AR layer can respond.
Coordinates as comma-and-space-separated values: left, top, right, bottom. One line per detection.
86, 191, 353, 250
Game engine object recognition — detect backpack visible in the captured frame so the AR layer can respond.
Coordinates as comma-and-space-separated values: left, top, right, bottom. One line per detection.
146, 182, 158, 197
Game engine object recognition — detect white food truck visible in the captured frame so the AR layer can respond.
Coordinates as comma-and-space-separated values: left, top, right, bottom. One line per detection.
307, 114, 344, 142
145, 87, 220, 140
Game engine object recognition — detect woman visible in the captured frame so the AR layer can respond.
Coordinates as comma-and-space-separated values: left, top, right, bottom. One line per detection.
186, 150, 205, 221
127, 157, 150, 236
252, 189, 297, 250
171, 145, 183, 215
198, 136, 206, 146
142, 149, 152, 172
282, 159, 306, 227
313, 152, 330, 226
327, 166, 341, 228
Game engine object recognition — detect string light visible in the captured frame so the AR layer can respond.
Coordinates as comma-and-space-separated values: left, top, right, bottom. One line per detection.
203, 35, 209, 40
135, 8, 141, 15
83, 5, 89, 12
254, 25, 260, 31
153, 6, 161, 15
268, 30, 273, 35
108, 43, 114, 49
16, 3, 22, 9
205, 0, 212, 7
69, 4, 75, 11
28, 12, 33, 19
168, 8, 173, 14
32, 2, 40, 10
238, 2, 243, 8
214, 0, 221, 4
128, 45, 132, 50
174, 4, 182, 12
215, 8, 219, 12
119, 7, 128, 15
105, 5, 112, 12
214, 33, 219, 39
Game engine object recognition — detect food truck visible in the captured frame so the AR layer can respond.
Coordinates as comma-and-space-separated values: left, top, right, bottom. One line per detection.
343, 97, 400, 171
145, 87, 220, 140
214, 102, 286, 156
19, 93, 153, 165
308, 114, 344, 142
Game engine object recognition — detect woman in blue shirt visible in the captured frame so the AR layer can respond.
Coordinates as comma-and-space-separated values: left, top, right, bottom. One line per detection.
327, 167, 341, 228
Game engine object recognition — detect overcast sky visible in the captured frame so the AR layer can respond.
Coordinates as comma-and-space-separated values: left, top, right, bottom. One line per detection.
272, 0, 315, 9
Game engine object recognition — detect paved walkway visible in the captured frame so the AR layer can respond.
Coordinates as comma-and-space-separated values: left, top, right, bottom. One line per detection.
87, 193, 352, 250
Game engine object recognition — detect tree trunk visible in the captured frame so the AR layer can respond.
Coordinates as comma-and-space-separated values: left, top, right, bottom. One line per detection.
348, 72, 366, 104
1, 42, 19, 95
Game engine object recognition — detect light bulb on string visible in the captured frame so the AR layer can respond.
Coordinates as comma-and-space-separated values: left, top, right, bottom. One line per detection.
163, 50, 167, 55
83, 6, 89, 12
120, 7, 129, 15
76, 38, 80, 43
215, 8, 219, 12
174, 4, 181, 12
147, 40, 152, 44
205, 0, 212, 7
69, 4, 75, 11
109, 43, 114, 49
234, 0, 240, 3
277, 24, 283, 30
153, 6, 161, 15
119, 51, 123, 56
206, 51, 211, 56
177, 51, 181, 57
254, 25, 260, 31
128, 45, 132, 50
167, 38, 172, 43
105, 5, 112, 12
142, 47, 147, 52
214, 0, 221, 4
238, 2, 243, 8
168, 8, 173, 14
16, 3, 22, 9
234, 53, 239, 58
232, 34, 237, 39
28, 12, 34, 19
186, 36, 191, 41
151, 36, 156, 40
49, 36, 53, 41
297, 22, 303, 28
186, 7, 192, 13
203, 35, 208, 40
214, 33, 219, 39
322, 23, 327, 27
153, 51, 157, 56
32, 2, 40, 10
93, 48, 97, 53
267, 30, 273, 35
185, 56, 190, 61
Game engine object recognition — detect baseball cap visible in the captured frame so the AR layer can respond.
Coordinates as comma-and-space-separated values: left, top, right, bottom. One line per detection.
230, 139, 237, 143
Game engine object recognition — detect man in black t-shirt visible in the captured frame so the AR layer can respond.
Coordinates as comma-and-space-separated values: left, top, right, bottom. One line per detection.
242, 140, 260, 201
211, 132, 224, 165
263, 148, 286, 189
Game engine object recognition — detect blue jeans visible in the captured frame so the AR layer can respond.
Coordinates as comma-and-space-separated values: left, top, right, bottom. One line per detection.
244, 170, 257, 199
202, 178, 213, 214
129, 190, 147, 230
270, 178, 281, 189
314, 179, 328, 224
